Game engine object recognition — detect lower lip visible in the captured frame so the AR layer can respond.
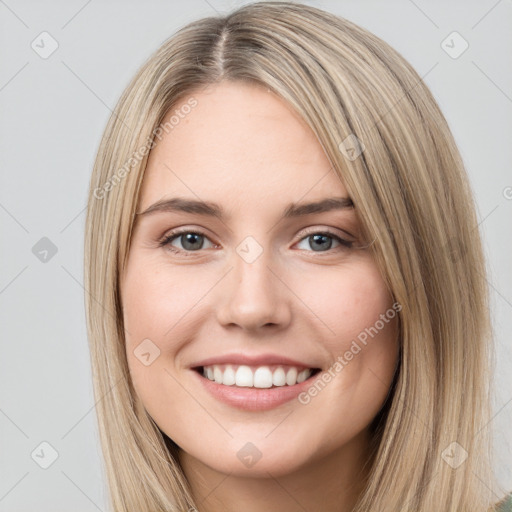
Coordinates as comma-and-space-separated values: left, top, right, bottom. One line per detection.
192, 368, 321, 411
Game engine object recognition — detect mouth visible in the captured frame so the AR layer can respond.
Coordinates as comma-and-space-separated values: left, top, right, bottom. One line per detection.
192, 364, 322, 389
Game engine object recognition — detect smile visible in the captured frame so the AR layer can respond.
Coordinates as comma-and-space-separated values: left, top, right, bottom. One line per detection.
192, 364, 322, 411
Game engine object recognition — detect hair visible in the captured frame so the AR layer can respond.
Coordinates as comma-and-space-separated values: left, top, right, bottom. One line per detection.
84, 1, 504, 510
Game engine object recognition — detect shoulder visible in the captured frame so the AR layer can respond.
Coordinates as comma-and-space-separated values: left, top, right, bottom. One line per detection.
495, 493, 512, 512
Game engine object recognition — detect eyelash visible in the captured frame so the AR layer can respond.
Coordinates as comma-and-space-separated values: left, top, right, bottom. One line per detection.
158, 227, 354, 257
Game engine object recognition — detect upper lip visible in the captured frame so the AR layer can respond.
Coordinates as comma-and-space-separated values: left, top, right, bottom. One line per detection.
190, 353, 320, 369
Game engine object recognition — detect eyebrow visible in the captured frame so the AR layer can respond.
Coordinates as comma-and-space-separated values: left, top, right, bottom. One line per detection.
135, 196, 354, 221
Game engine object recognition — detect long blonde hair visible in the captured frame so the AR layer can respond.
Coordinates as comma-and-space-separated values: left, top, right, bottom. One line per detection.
84, 2, 501, 510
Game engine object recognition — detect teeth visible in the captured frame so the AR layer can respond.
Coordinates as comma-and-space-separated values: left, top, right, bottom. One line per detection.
201, 364, 314, 388
223, 365, 236, 386
213, 366, 223, 383
297, 369, 310, 383
285, 367, 297, 386
236, 365, 253, 387
272, 367, 286, 386
253, 367, 273, 388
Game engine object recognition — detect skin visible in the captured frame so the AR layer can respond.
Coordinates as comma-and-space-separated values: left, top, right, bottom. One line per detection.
120, 81, 400, 512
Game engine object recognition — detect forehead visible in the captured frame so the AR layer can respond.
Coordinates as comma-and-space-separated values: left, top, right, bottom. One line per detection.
137, 81, 348, 213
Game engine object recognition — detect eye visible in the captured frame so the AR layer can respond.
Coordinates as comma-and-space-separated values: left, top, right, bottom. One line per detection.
158, 227, 354, 256
159, 230, 215, 255
294, 229, 354, 253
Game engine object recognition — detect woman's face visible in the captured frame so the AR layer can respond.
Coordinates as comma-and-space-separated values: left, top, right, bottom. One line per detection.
121, 81, 399, 478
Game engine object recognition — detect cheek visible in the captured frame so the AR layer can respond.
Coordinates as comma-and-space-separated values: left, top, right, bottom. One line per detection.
289, 258, 399, 411
122, 256, 204, 341
121, 254, 228, 407
289, 258, 396, 356
121, 256, 187, 387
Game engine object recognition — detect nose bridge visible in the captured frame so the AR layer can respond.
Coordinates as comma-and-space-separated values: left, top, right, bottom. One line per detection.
216, 235, 291, 330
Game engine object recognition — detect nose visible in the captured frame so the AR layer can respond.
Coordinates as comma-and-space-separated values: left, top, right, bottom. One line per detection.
215, 247, 292, 333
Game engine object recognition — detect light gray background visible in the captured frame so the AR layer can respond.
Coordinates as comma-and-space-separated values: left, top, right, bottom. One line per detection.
1, 0, 511, 510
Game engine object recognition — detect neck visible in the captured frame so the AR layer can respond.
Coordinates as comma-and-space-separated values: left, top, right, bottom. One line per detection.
178, 428, 372, 512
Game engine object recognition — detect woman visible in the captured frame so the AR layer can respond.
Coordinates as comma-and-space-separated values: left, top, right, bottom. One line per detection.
84, 2, 511, 510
